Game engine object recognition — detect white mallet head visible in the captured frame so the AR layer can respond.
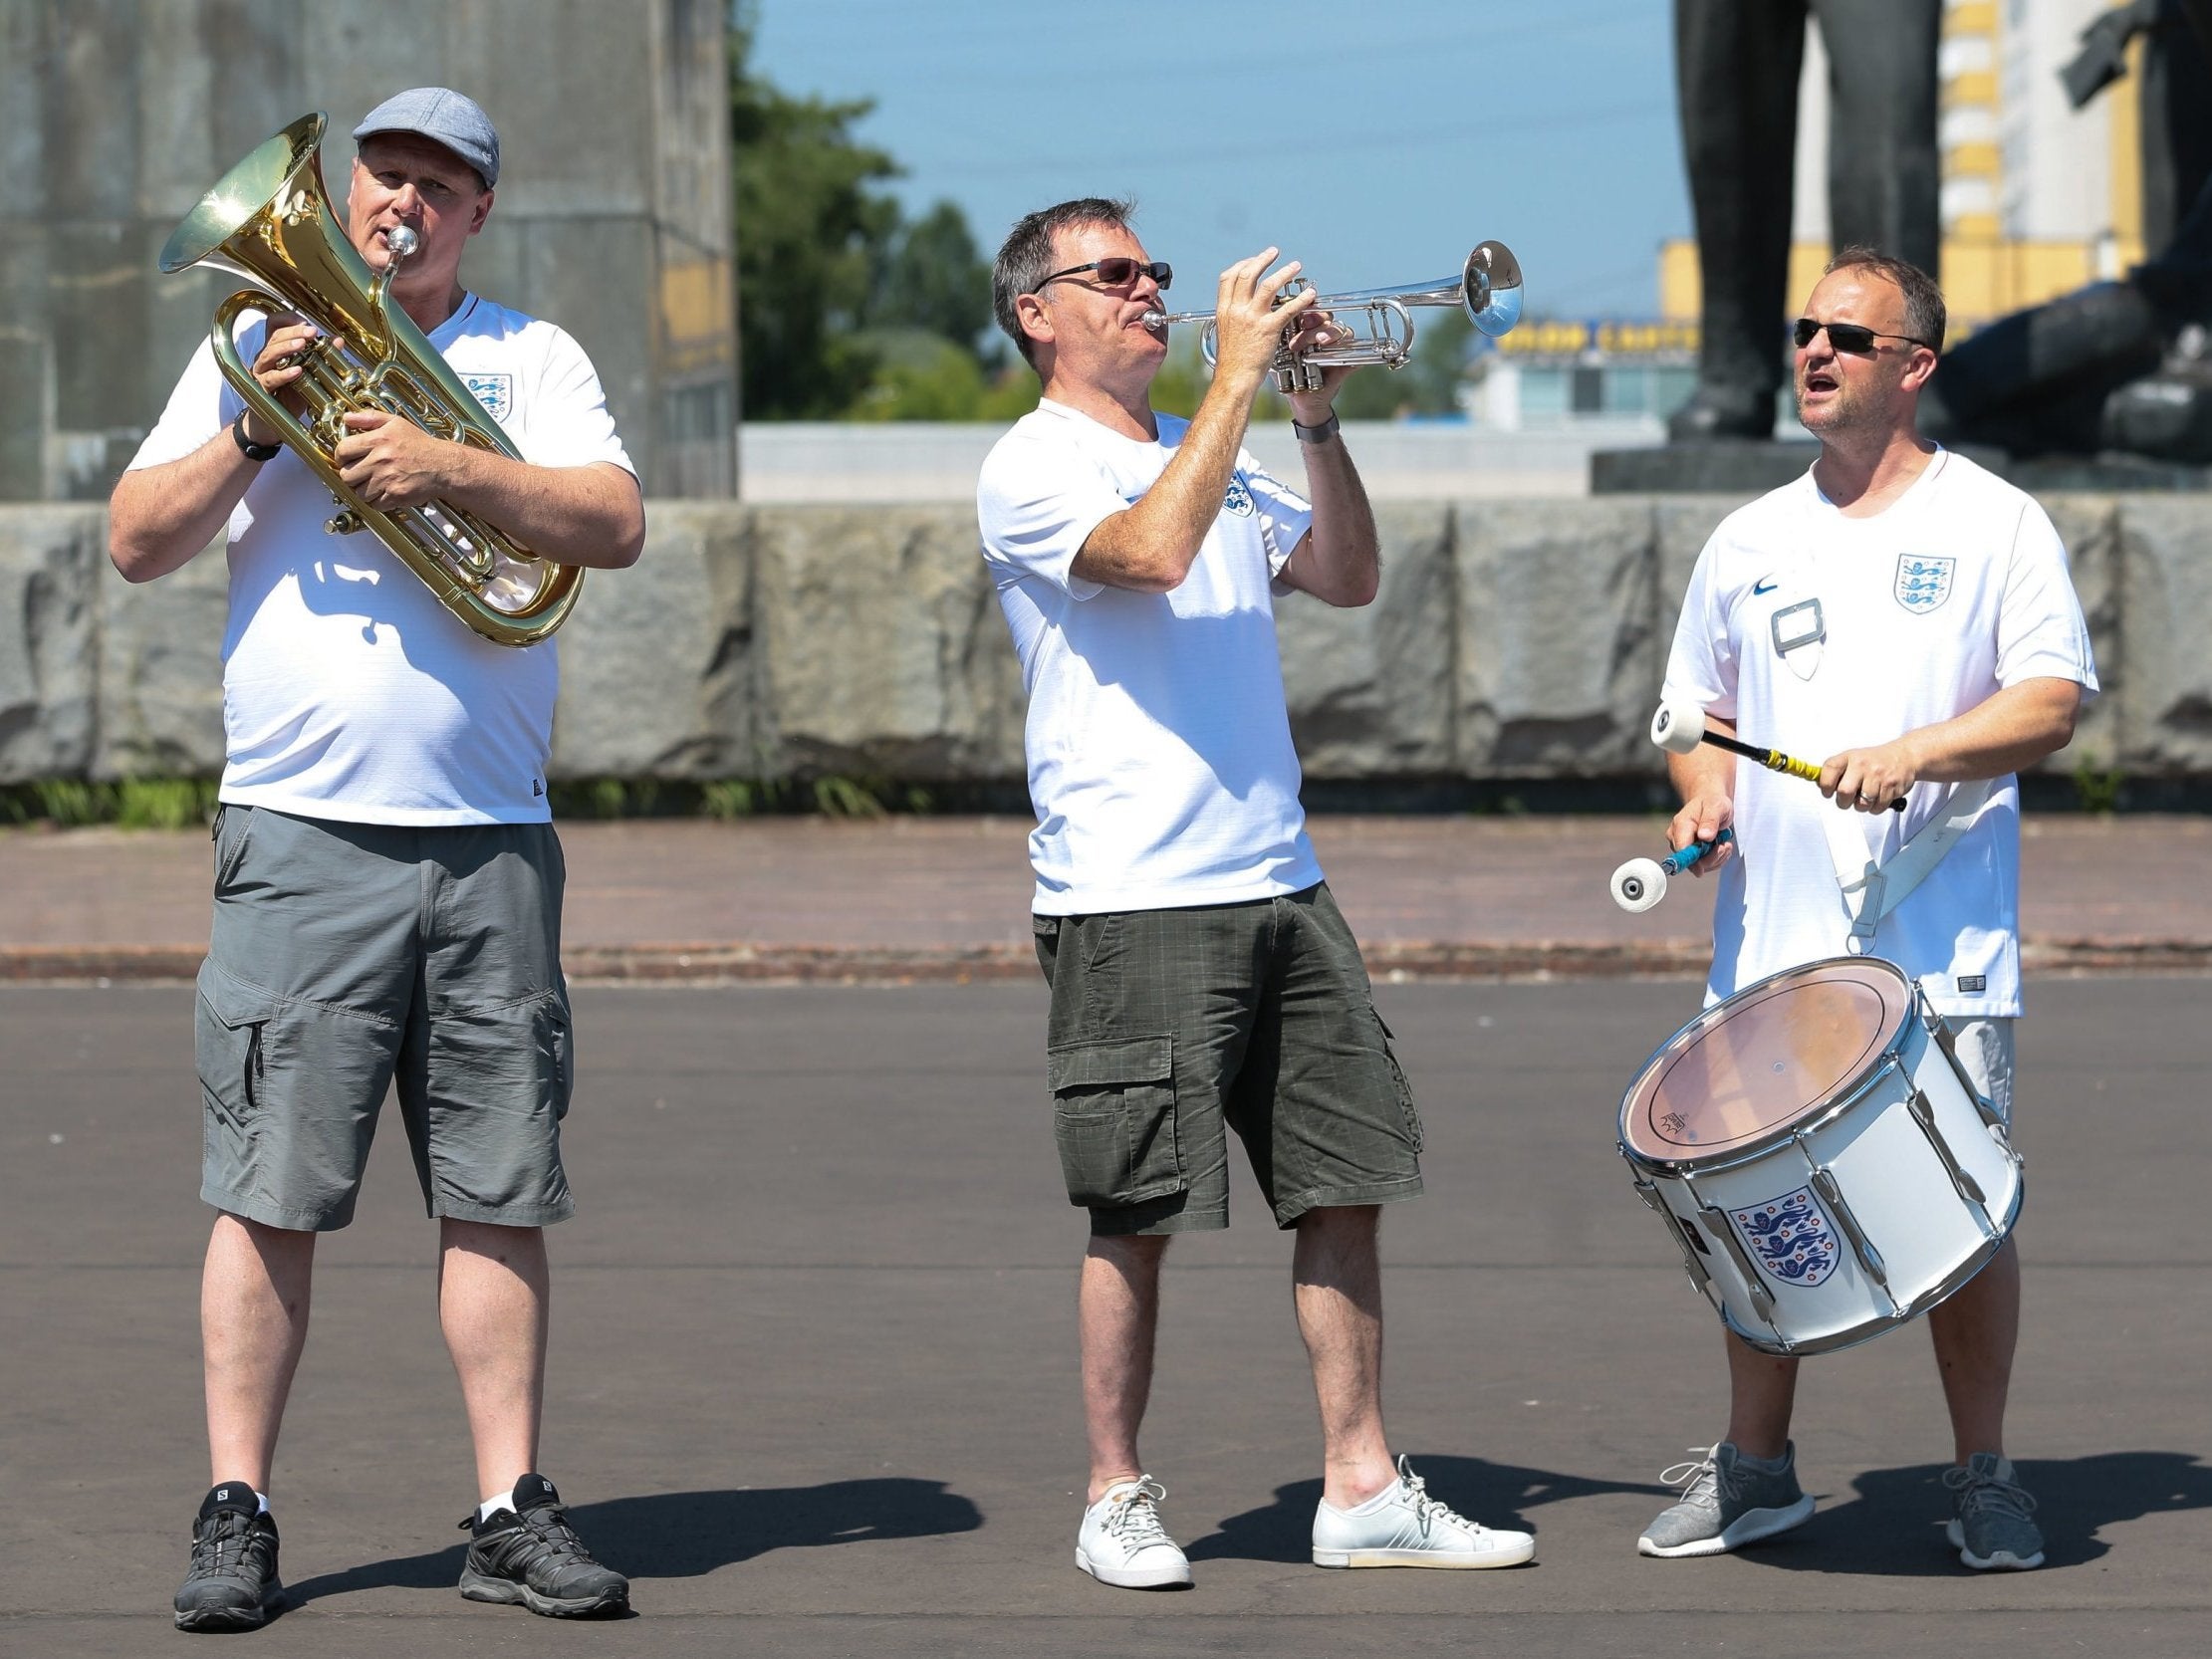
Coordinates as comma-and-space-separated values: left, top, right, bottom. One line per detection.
1610, 856, 1668, 913
1649, 694, 1707, 756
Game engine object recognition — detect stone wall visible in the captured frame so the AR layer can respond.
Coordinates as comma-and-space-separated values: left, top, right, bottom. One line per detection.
0, 0, 734, 501
0, 497, 2178, 787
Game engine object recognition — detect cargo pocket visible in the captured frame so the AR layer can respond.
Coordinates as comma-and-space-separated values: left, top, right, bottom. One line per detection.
1046, 1035, 1182, 1208
196, 960, 283, 1141
1372, 1010, 1424, 1154
210, 805, 255, 894
538, 983, 576, 1121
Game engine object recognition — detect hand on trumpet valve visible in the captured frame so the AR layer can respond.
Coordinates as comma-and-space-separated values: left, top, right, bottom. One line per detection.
1210, 247, 1317, 385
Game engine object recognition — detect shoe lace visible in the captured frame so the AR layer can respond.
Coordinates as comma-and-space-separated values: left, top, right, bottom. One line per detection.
1392, 1456, 1490, 1540
462, 1501, 600, 1571
1102, 1478, 1172, 1547
1657, 1446, 1735, 1511
187, 1510, 262, 1578
1941, 1462, 2039, 1525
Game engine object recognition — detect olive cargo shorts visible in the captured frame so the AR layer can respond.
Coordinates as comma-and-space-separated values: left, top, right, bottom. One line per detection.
1034, 884, 1424, 1235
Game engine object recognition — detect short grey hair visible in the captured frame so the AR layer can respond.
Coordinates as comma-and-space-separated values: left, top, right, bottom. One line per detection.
992, 196, 1138, 369
1825, 245, 1946, 354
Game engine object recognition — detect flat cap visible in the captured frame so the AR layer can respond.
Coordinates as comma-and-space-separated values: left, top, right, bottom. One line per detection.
353, 87, 500, 187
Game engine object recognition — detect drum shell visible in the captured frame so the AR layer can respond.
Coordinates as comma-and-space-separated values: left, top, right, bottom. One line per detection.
1620, 971, 2023, 1356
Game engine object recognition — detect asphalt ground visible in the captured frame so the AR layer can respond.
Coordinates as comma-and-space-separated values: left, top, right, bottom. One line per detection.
4, 977, 2208, 1656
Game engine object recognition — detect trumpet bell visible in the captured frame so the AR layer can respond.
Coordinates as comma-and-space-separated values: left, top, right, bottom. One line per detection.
1462, 241, 1523, 339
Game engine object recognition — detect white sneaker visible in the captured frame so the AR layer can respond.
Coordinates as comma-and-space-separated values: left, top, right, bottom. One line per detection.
1076, 1477, 1192, 1589
1312, 1456, 1536, 1569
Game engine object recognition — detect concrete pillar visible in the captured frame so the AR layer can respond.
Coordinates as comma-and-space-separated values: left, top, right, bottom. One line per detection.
0, 0, 736, 501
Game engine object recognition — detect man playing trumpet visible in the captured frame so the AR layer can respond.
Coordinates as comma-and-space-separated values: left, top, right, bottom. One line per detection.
111, 88, 641, 1628
978, 198, 1534, 1588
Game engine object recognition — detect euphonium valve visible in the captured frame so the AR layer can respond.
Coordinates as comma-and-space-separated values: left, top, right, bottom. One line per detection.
1142, 240, 1523, 393
158, 113, 584, 647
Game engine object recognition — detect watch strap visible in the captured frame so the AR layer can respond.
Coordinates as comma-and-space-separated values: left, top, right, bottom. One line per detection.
232, 410, 281, 463
1291, 410, 1341, 445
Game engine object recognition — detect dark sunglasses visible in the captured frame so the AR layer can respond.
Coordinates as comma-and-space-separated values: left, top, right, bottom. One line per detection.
1793, 317, 1930, 354
1033, 257, 1171, 294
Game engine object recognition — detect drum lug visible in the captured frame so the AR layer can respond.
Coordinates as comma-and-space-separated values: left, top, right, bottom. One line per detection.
1906, 1087, 1991, 1215
1694, 1202, 1780, 1326
1923, 993, 2005, 1128
1633, 1174, 1719, 1304
1809, 1167, 1898, 1309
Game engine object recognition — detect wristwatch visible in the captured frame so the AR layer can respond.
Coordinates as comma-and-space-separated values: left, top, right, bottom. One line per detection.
232, 410, 281, 463
1291, 410, 1341, 445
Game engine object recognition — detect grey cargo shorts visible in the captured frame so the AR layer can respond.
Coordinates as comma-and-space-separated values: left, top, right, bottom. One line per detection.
194, 805, 576, 1232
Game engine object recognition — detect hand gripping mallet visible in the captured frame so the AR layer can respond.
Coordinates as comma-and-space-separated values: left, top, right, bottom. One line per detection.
1610, 828, 1735, 913
1648, 694, 1905, 812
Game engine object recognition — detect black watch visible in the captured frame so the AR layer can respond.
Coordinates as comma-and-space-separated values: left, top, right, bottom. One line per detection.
1291, 410, 1341, 445
232, 410, 281, 463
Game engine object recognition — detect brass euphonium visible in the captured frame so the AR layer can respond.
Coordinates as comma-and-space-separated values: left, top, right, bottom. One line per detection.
158, 112, 583, 647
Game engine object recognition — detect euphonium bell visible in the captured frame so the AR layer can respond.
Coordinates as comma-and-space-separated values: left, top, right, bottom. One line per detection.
158, 112, 583, 647
1143, 240, 1524, 394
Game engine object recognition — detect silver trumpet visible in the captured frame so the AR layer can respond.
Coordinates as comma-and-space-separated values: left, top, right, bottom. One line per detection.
1141, 240, 1523, 393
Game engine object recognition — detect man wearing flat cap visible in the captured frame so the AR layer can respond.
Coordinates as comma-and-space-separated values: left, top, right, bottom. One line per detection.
112, 88, 643, 1628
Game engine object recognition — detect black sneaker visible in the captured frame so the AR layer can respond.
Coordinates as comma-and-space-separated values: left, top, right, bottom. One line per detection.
457, 1473, 628, 1617
174, 1484, 282, 1632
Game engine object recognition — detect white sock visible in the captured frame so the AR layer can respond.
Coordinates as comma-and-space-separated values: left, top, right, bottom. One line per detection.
478, 1488, 515, 1523
256, 1490, 270, 1516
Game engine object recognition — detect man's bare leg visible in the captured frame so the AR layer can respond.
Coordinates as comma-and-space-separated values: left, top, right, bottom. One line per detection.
1292, 1205, 1397, 1509
1079, 1234, 1169, 1503
439, 1220, 549, 1502
203, 1214, 316, 1492
1928, 1238, 2019, 1462
1722, 1331, 1800, 1460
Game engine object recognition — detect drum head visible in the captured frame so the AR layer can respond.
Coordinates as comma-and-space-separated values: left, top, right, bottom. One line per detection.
1620, 958, 1913, 1164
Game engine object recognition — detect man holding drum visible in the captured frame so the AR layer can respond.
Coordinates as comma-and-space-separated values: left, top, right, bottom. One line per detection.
1645, 248, 2095, 1569
978, 199, 1533, 1588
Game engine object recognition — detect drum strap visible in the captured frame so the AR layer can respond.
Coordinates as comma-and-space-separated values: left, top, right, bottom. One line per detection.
1819, 778, 1997, 953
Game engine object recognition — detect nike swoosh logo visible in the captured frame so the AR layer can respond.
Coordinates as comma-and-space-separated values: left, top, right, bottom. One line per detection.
1752, 579, 1778, 594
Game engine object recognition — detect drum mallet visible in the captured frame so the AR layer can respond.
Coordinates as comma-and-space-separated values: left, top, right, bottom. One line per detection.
1649, 695, 1904, 812
1610, 828, 1734, 913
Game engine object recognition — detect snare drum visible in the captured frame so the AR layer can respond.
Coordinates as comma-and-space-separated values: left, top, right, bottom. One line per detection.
1617, 957, 2022, 1356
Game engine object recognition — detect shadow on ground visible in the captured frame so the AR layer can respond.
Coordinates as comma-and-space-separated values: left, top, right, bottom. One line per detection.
1743, 1451, 2212, 1576
1185, 1455, 1669, 1563
284, 1477, 984, 1606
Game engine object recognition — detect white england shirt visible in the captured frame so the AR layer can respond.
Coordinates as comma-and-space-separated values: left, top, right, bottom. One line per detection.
977, 399, 1324, 914
127, 295, 634, 826
1661, 448, 2097, 1018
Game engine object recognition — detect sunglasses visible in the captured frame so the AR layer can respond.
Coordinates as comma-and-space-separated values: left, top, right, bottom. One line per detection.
1033, 257, 1172, 294
1793, 317, 1931, 354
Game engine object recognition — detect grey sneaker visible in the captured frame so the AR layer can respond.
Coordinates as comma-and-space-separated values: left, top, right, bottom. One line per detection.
1637, 1442, 1815, 1558
1943, 1453, 2044, 1570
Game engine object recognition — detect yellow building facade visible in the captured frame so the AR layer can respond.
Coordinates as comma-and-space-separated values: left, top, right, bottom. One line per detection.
1659, 0, 2145, 335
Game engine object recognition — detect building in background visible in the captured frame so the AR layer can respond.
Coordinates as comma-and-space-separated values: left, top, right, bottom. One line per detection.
1473, 2, 2145, 434
1658, 0, 2141, 334
0, 0, 736, 502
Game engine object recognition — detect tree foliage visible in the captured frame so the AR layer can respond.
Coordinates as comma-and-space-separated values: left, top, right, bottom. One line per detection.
730, 3, 1005, 419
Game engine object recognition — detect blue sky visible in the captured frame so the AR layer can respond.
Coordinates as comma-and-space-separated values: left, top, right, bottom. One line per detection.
750, 0, 1692, 323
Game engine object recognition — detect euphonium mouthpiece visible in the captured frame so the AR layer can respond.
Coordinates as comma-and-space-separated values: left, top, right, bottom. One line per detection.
385, 225, 420, 259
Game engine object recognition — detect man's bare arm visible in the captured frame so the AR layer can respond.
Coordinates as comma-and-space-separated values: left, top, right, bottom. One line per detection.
1823, 678, 2082, 812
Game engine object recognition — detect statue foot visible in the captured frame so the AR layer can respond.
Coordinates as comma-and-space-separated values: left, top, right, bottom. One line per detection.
2100, 326, 2212, 462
